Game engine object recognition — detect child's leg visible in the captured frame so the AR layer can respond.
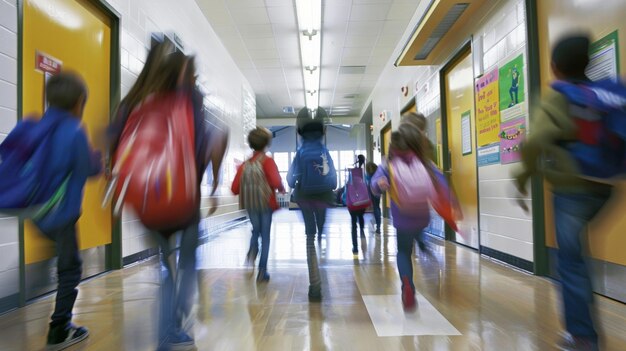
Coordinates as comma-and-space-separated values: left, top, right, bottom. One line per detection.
350, 210, 358, 250
314, 207, 326, 238
48, 222, 82, 328
154, 232, 176, 343
358, 210, 365, 235
395, 229, 415, 291
300, 206, 321, 296
258, 210, 273, 271
247, 211, 261, 258
175, 218, 200, 332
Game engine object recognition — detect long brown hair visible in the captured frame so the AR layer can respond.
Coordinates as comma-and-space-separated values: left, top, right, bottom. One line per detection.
395, 123, 436, 181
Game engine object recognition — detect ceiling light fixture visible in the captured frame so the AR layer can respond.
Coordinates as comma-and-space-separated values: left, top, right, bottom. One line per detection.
295, 0, 322, 111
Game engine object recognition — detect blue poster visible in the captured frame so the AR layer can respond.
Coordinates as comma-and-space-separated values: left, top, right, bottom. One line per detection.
477, 143, 500, 167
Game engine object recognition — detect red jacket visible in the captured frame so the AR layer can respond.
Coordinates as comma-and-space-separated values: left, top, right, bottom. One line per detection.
231, 152, 285, 211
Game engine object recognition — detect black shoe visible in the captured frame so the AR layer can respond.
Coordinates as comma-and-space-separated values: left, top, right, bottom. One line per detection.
375, 227, 381, 234
308, 285, 322, 302
46, 323, 89, 351
352, 247, 358, 254
257, 269, 270, 282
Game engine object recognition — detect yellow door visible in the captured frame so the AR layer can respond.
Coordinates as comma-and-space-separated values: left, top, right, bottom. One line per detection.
444, 50, 479, 248
22, 0, 112, 265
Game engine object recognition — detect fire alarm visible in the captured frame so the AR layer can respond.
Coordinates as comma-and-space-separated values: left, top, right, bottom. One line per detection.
401, 85, 409, 97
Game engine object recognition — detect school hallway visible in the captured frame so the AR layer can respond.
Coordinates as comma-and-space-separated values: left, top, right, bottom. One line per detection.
0, 209, 624, 351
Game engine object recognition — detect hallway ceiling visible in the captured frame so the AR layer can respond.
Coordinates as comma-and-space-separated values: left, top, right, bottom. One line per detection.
195, 0, 422, 120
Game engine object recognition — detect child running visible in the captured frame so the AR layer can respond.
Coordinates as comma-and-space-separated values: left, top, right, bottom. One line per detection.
370, 125, 432, 311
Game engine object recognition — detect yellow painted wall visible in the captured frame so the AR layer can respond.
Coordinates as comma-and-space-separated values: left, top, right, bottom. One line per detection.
537, 0, 626, 265
444, 50, 479, 248
23, 0, 112, 264
382, 126, 392, 210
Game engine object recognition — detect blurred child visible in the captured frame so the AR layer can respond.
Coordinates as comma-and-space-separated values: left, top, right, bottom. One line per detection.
287, 108, 337, 301
25, 73, 100, 350
232, 127, 285, 282
365, 162, 381, 234
371, 125, 432, 311
109, 40, 226, 351
346, 154, 368, 254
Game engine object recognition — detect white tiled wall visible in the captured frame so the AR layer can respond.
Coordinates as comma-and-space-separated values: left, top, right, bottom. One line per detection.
368, 0, 533, 263
102, 0, 252, 259
0, 0, 19, 300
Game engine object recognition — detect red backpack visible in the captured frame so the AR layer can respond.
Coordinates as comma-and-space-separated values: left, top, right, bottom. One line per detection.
109, 92, 198, 232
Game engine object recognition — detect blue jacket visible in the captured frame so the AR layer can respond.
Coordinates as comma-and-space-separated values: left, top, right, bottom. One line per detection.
35, 108, 102, 232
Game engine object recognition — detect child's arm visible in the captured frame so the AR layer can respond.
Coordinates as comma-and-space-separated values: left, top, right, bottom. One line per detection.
264, 157, 285, 193
370, 164, 389, 196
231, 163, 244, 195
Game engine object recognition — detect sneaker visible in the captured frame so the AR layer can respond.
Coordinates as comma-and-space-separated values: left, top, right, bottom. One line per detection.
401, 277, 417, 312
257, 269, 270, 283
555, 334, 598, 351
375, 227, 381, 234
46, 323, 89, 351
166, 330, 195, 351
308, 285, 322, 302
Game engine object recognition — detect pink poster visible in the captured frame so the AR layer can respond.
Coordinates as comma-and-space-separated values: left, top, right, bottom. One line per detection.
499, 116, 526, 164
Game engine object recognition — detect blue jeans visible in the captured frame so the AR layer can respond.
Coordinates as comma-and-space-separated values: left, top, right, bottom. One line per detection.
299, 205, 325, 287
154, 216, 199, 342
396, 227, 425, 291
247, 210, 273, 269
42, 220, 82, 328
553, 191, 611, 341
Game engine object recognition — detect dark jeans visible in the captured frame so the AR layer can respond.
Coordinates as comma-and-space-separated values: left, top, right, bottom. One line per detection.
299, 205, 325, 288
349, 209, 365, 248
553, 191, 611, 342
371, 196, 381, 230
43, 221, 82, 328
247, 210, 273, 269
154, 216, 199, 342
396, 227, 426, 291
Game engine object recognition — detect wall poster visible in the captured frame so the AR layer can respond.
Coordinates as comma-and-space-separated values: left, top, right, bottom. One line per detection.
477, 143, 500, 167
499, 54, 526, 122
475, 69, 500, 146
461, 110, 472, 155
587, 30, 620, 81
499, 116, 526, 164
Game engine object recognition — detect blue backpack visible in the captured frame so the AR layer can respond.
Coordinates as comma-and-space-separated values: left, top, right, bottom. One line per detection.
290, 141, 337, 195
0, 116, 69, 218
552, 78, 626, 178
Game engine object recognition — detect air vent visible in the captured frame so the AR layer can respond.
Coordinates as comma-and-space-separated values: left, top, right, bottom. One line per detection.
343, 94, 359, 99
339, 66, 366, 74
414, 3, 469, 60
282, 106, 295, 114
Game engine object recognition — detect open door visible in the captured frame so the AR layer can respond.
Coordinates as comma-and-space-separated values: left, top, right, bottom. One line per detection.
442, 46, 479, 249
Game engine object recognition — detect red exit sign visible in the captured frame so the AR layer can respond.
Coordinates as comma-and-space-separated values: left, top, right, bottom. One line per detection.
35, 51, 62, 74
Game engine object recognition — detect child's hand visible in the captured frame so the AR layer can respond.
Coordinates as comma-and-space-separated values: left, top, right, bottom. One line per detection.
377, 178, 390, 191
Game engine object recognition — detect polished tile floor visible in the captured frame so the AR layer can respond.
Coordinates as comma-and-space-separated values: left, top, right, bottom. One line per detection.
1, 209, 626, 350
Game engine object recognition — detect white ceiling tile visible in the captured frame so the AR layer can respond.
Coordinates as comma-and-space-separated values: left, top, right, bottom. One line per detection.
267, 6, 296, 24
386, 2, 418, 20
226, 0, 266, 8
347, 21, 384, 37
349, 4, 391, 21
230, 7, 270, 25
375, 34, 401, 48
253, 58, 283, 68
323, 4, 351, 25
238, 24, 274, 37
344, 35, 379, 48
353, 0, 393, 3
342, 47, 374, 60
381, 20, 407, 36
249, 49, 280, 59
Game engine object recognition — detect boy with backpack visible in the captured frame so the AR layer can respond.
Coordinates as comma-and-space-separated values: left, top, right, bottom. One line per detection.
365, 162, 382, 234
231, 127, 285, 282
287, 108, 337, 301
514, 34, 626, 351
0, 72, 102, 350
371, 125, 433, 312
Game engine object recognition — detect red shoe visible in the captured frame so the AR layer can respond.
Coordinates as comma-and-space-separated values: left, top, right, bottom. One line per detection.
401, 277, 416, 312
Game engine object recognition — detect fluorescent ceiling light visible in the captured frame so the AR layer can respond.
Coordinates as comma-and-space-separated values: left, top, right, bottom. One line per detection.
296, 0, 322, 110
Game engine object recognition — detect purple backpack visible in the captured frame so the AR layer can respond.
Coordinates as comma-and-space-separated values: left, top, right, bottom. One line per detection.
388, 154, 433, 212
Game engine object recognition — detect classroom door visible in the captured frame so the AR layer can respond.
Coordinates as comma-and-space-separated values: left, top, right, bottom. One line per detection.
443, 49, 479, 249
22, 0, 112, 299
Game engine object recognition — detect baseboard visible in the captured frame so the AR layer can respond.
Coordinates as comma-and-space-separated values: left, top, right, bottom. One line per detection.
123, 247, 160, 266
0, 293, 19, 314
480, 246, 533, 272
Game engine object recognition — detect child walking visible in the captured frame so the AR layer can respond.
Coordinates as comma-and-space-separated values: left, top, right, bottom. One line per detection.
288, 109, 337, 301
365, 162, 381, 234
370, 125, 432, 311
232, 127, 285, 282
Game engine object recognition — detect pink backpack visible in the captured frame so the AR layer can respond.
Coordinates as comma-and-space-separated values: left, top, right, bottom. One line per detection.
388, 154, 433, 212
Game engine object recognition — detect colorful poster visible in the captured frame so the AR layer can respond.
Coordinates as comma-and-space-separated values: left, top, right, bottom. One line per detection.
587, 31, 620, 81
499, 116, 526, 164
499, 54, 525, 111
461, 111, 472, 155
475, 69, 500, 146
477, 143, 500, 167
